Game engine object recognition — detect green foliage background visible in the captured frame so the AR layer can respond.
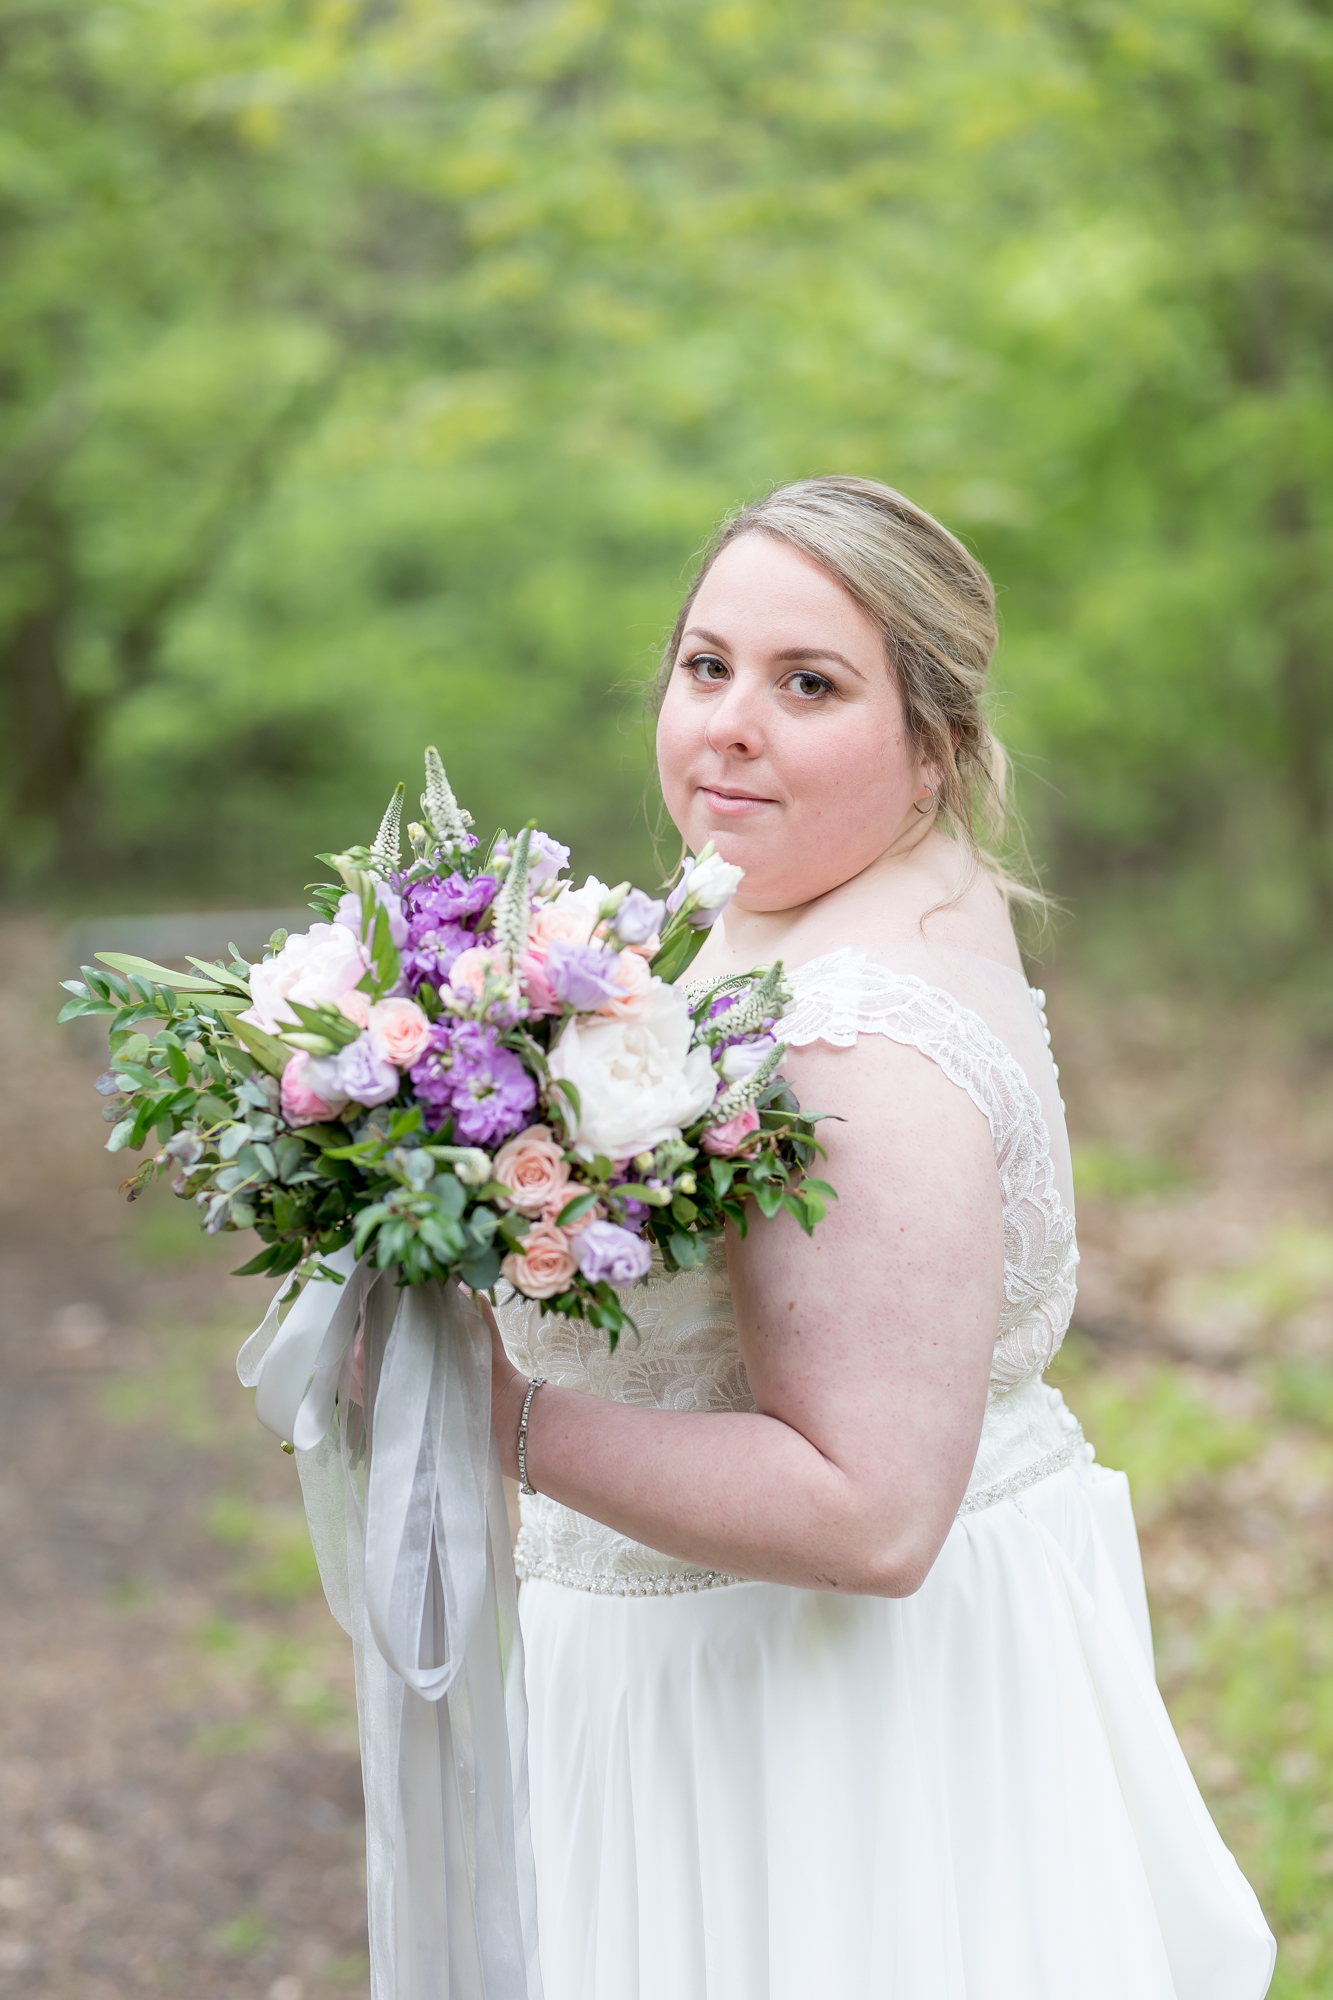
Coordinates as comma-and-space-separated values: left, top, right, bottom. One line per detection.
3, 0, 1331, 965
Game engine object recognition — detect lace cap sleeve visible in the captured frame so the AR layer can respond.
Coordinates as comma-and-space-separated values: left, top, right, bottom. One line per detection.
781, 948, 1047, 1166
782, 948, 883, 1050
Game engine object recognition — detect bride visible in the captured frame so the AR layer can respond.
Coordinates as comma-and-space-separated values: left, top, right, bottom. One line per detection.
487, 476, 1276, 1999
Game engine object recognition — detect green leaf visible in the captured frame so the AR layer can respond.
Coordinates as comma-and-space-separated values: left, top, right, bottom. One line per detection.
106, 1116, 136, 1153
227, 1017, 290, 1078
58, 993, 116, 1022
555, 1189, 601, 1227
419, 1212, 466, 1262
670, 1193, 699, 1224
648, 923, 707, 985
549, 1075, 582, 1126
95, 951, 225, 993
231, 1242, 284, 1276
754, 1182, 784, 1219
459, 1246, 502, 1291
183, 956, 252, 995
427, 1172, 466, 1218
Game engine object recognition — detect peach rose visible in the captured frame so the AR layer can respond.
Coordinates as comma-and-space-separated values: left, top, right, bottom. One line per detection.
501, 1221, 579, 1300
542, 1195, 601, 1236
700, 1104, 761, 1156
492, 1125, 572, 1215
280, 1053, 348, 1128
449, 944, 512, 1000
527, 901, 596, 960
368, 996, 433, 1067
597, 947, 654, 1020
337, 989, 371, 1029
519, 901, 603, 1013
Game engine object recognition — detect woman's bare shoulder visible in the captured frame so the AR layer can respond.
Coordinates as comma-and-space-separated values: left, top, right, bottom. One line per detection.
799, 837, 1024, 976
918, 860, 1024, 972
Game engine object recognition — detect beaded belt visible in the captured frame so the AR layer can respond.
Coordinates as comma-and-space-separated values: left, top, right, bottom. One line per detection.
514, 1423, 1091, 1597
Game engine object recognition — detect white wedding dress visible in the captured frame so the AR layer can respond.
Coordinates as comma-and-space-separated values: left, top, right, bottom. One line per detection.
496, 946, 1276, 2000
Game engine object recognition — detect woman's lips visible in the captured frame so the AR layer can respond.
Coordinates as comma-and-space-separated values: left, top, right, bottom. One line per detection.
699, 786, 776, 817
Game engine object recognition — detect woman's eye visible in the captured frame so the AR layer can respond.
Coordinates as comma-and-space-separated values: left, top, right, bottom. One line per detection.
786, 670, 833, 699
685, 653, 729, 683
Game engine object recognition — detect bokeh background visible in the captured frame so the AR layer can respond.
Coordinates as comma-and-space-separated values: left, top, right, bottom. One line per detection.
2, 3, 1332, 1996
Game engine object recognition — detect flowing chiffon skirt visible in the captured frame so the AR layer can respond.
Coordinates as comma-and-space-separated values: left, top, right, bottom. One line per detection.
518, 1460, 1275, 2000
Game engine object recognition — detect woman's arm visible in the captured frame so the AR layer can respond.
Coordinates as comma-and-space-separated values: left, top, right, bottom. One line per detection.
488, 1035, 1004, 1596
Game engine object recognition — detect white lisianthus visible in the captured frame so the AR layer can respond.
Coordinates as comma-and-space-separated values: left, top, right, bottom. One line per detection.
684, 850, 744, 910
547, 982, 718, 1160
240, 924, 370, 1034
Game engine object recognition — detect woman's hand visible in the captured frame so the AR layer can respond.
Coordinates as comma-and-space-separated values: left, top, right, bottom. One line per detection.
474, 1289, 526, 1481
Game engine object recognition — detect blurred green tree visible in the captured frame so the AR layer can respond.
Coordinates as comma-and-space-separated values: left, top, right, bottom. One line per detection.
1, 0, 1329, 963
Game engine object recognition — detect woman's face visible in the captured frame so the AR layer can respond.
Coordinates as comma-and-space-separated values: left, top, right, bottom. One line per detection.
656, 531, 932, 913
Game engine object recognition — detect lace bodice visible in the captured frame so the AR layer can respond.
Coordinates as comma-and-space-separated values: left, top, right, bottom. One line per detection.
499, 948, 1084, 1595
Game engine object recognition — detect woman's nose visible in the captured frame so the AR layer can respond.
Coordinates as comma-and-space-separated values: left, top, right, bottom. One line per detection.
704, 677, 765, 757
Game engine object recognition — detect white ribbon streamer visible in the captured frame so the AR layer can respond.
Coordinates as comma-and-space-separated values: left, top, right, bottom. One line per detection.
239, 1259, 543, 2000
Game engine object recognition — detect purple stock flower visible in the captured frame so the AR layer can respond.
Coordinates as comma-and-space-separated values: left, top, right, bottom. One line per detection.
611, 887, 666, 946
401, 917, 474, 988
408, 1020, 536, 1145
573, 1220, 653, 1286
544, 938, 622, 1010
406, 871, 498, 928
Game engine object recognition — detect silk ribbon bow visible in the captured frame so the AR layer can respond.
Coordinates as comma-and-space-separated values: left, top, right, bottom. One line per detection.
238, 1252, 543, 2000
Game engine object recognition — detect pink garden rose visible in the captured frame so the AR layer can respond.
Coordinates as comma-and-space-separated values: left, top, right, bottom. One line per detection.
280, 1053, 348, 1127
491, 1125, 571, 1215
501, 1221, 579, 1300
700, 1104, 762, 1156
449, 944, 513, 1001
368, 996, 433, 1068
597, 947, 653, 1020
519, 901, 599, 1014
337, 989, 371, 1030
240, 923, 369, 1034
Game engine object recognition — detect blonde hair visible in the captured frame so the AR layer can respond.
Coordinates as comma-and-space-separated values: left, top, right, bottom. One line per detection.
658, 474, 1043, 915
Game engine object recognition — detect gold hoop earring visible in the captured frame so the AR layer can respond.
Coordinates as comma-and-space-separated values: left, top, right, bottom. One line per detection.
913, 787, 936, 815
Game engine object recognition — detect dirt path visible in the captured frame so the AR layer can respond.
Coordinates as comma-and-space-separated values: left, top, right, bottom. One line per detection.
3, 917, 1332, 1995
1, 920, 368, 1999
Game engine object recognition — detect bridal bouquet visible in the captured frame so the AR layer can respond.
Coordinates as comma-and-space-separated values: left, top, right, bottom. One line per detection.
60, 749, 834, 1343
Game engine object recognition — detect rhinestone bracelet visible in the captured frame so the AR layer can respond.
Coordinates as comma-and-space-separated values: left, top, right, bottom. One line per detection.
517, 1376, 545, 1497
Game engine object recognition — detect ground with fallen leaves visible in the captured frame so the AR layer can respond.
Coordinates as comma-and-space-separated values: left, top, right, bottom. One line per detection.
2, 919, 1331, 1998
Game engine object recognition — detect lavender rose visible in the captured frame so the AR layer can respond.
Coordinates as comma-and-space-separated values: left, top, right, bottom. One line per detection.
331, 1032, 401, 1109
610, 887, 666, 946
718, 1033, 778, 1083
572, 1220, 653, 1286
543, 938, 623, 1010
494, 832, 569, 890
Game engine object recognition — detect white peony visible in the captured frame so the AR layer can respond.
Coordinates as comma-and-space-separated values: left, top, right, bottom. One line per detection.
547, 981, 718, 1160
549, 873, 611, 933
239, 924, 370, 1034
